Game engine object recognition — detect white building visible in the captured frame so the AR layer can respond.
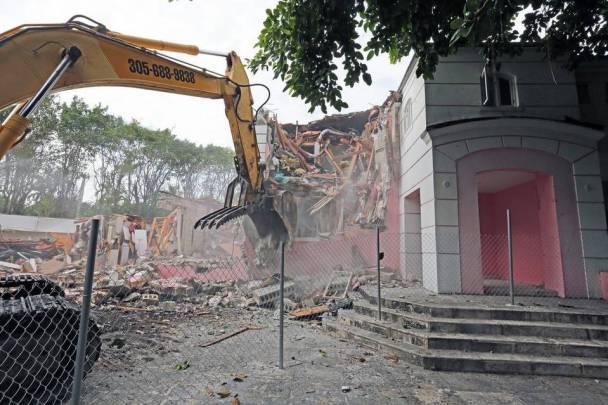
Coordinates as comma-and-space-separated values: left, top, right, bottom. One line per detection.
397, 47, 608, 298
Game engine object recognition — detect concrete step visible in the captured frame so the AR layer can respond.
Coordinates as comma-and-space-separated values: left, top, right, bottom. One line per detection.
360, 290, 608, 325
338, 310, 608, 358
482, 280, 559, 297
323, 316, 608, 379
354, 301, 608, 340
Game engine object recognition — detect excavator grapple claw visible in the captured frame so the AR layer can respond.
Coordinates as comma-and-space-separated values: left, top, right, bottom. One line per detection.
195, 190, 296, 252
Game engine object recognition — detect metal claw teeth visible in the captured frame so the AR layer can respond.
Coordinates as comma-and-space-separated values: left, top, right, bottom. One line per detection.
195, 206, 247, 230
195, 206, 234, 229
215, 207, 246, 228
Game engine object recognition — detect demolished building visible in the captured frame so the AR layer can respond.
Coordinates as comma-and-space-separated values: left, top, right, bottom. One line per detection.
261, 94, 401, 236
245, 94, 402, 273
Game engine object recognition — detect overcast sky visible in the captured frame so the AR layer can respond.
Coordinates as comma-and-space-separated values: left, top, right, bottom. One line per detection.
0, 0, 410, 148
0, 0, 405, 146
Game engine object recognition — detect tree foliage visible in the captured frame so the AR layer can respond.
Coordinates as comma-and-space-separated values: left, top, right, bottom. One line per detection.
0, 96, 235, 219
250, 0, 608, 113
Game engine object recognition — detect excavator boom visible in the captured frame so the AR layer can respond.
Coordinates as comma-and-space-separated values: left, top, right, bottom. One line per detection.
0, 16, 295, 245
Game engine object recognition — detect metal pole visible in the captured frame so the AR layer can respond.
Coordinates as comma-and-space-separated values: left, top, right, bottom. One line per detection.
506, 209, 515, 305
278, 241, 285, 370
20, 46, 81, 118
376, 225, 382, 321
71, 218, 99, 405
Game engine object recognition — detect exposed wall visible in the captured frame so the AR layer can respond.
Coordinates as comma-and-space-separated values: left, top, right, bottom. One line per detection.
0, 213, 76, 234
425, 47, 581, 126
157, 194, 238, 257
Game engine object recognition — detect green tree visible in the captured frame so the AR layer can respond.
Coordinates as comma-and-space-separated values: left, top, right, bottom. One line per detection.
250, 0, 608, 113
121, 123, 181, 217
1, 97, 237, 219
92, 114, 132, 214
0, 98, 60, 215
50, 97, 108, 217
175, 144, 234, 201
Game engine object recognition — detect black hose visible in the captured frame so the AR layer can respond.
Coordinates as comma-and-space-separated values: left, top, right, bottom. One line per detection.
226, 79, 271, 125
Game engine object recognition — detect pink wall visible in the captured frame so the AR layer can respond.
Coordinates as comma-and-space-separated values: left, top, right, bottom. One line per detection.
382, 182, 401, 270
290, 181, 401, 275
458, 148, 586, 297
478, 193, 508, 280
601, 273, 608, 301
478, 178, 549, 287
244, 180, 401, 279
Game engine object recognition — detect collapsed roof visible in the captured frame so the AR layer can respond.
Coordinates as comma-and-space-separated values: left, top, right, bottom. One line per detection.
263, 92, 401, 238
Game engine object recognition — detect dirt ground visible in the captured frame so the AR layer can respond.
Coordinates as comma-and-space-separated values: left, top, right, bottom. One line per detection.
79, 305, 608, 405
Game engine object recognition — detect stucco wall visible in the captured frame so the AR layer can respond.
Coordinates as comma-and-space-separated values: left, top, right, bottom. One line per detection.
575, 61, 608, 185
397, 59, 435, 285
425, 47, 580, 126
397, 52, 607, 296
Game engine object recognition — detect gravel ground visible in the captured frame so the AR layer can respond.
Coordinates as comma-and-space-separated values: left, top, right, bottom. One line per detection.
78, 305, 608, 405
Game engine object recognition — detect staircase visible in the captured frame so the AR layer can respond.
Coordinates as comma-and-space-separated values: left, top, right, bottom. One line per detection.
323, 290, 608, 378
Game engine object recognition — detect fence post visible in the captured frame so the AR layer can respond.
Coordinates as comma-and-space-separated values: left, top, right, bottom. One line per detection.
278, 240, 285, 370
71, 218, 100, 405
506, 209, 515, 305
376, 225, 382, 321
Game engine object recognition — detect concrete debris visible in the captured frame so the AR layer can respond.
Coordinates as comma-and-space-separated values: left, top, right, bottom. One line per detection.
283, 298, 298, 311
141, 293, 159, 303
159, 301, 177, 312
216, 389, 231, 399
323, 271, 353, 298
251, 281, 296, 307
123, 292, 141, 303
208, 296, 223, 307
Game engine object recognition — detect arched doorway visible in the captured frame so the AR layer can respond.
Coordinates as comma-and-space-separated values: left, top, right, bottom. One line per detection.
457, 148, 586, 298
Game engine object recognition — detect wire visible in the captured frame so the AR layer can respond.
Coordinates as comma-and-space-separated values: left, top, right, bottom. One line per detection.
67, 15, 106, 28
226, 79, 272, 125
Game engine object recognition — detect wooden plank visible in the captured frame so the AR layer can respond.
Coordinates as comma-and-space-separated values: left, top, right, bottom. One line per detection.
199, 325, 264, 348
289, 305, 328, 319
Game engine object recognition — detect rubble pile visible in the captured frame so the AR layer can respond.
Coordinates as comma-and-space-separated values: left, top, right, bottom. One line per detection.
266, 92, 400, 235
0, 236, 71, 274
43, 252, 405, 321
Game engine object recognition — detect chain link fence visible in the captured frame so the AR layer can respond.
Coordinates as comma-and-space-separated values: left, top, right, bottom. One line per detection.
0, 217, 601, 403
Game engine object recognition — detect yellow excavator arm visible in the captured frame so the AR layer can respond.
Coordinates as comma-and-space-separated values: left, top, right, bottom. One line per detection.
0, 16, 295, 244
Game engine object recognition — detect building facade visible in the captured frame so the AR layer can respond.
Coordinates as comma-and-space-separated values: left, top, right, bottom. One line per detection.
397, 48, 608, 298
